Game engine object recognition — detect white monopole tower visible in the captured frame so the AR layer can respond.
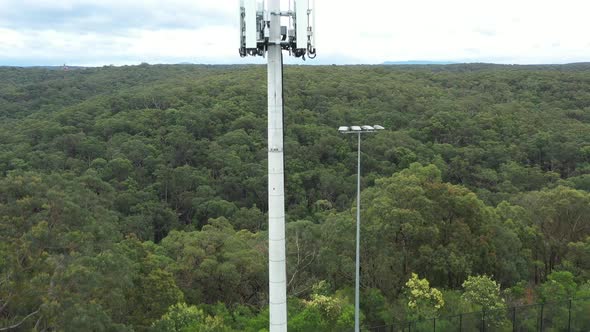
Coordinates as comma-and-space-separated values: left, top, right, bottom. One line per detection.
239, 1, 316, 331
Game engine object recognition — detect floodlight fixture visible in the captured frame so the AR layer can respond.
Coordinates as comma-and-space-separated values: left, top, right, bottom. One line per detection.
339, 125, 384, 134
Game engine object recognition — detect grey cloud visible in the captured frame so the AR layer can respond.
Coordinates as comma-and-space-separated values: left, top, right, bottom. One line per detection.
1, 51, 232, 67
0, 1, 234, 33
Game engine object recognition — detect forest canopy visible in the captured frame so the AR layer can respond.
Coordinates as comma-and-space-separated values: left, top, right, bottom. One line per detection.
1, 63, 590, 331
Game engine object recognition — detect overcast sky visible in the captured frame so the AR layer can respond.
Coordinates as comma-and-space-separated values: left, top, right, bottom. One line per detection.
0, 0, 589, 66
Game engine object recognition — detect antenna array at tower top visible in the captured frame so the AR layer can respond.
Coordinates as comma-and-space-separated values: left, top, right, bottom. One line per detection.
239, 0, 316, 59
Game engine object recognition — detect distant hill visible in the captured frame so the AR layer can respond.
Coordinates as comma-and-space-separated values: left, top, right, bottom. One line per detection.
378, 62, 590, 73
383, 60, 458, 65
20, 65, 87, 70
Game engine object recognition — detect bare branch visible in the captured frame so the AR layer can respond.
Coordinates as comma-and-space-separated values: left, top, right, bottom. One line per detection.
34, 315, 42, 331
0, 307, 40, 331
288, 229, 318, 291
291, 284, 313, 297
287, 230, 301, 288
0, 295, 11, 313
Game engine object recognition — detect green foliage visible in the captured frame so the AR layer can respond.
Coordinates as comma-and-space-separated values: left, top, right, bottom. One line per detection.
2, 63, 590, 330
153, 303, 204, 332
404, 273, 444, 320
461, 275, 506, 312
538, 271, 577, 302
513, 186, 590, 281
289, 288, 356, 332
160, 218, 266, 305
152, 303, 230, 332
461, 275, 507, 328
361, 288, 395, 326
128, 268, 185, 328
565, 237, 590, 281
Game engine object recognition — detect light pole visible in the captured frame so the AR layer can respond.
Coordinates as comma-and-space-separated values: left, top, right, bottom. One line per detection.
338, 125, 385, 332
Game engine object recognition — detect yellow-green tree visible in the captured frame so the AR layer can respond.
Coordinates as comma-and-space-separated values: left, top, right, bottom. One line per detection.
461, 275, 505, 311
404, 273, 444, 320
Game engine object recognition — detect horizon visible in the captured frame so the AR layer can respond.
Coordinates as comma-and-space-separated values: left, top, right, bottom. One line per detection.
4, 60, 590, 68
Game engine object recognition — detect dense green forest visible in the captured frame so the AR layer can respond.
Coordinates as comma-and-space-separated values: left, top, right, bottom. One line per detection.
1, 63, 590, 331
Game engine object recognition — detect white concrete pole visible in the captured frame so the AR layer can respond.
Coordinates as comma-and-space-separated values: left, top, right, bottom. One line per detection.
267, 0, 287, 330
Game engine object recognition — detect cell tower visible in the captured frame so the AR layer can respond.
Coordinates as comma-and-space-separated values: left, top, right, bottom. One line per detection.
239, 0, 316, 331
